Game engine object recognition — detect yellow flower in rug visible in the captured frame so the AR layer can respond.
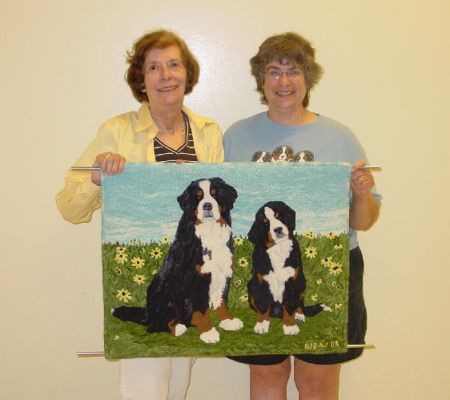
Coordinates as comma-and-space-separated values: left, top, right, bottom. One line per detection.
234, 236, 244, 246
311, 294, 318, 302
150, 247, 162, 259
238, 257, 249, 268
115, 246, 127, 255
239, 294, 248, 303
304, 246, 317, 258
334, 303, 343, 310
160, 235, 171, 244
334, 244, 343, 250
133, 274, 146, 285
234, 279, 242, 287
303, 231, 316, 239
325, 232, 338, 239
116, 288, 132, 303
329, 263, 343, 276
115, 252, 128, 264
320, 256, 334, 267
131, 257, 145, 269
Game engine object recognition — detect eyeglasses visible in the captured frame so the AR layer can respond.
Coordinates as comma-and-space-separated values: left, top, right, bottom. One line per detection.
264, 68, 303, 80
145, 60, 185, 75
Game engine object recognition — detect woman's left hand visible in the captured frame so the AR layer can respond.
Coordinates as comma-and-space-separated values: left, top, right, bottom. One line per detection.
349, 159, 379, 230
350, 159, 374, 198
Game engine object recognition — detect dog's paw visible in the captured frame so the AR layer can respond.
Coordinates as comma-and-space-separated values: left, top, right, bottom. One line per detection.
254, 320, 270, 334
283, 324, 300, 335
295, 313, 306, 322
200, 327, 220, 344
174, 324, 187, 337
321, 304, 332, 312
219, 318, 244, 331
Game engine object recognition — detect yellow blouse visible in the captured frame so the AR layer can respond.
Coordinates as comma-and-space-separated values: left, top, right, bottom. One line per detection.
56, 103, 224, 223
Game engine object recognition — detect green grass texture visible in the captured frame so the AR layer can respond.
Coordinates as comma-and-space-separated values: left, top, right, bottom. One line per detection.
103, 233, 349, 359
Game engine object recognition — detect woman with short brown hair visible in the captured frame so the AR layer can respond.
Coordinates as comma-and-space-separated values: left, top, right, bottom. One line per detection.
224, 32, 381, 400
57, 29, 223, 400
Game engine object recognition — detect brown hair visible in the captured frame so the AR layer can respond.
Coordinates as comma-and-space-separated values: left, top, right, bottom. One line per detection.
250, 32, 324, 107
126, 30, 200, 102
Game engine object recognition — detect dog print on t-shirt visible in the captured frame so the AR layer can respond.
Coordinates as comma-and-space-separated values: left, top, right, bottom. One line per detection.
252, 146, 315, 163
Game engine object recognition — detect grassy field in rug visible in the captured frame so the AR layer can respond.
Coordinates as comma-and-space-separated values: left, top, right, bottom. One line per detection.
103, 233, 349, 359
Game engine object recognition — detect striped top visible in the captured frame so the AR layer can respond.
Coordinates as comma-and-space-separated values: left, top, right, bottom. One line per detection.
153, 111, 198, 163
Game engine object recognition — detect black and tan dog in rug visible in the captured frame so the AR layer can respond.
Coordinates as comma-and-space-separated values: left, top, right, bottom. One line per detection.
247, 201, 331, 335
113, 177, 243, 344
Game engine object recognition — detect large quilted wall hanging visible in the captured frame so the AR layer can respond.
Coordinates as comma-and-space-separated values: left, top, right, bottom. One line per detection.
102, 162, 351, 359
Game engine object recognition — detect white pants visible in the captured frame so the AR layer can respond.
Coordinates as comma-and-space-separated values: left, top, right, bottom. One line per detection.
120, 357, 195, 400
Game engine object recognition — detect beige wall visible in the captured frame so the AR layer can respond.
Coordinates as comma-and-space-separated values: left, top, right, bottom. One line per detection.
1, 0, 449, 399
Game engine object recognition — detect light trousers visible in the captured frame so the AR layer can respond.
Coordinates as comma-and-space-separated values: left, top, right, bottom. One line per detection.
120, 357, 195, 400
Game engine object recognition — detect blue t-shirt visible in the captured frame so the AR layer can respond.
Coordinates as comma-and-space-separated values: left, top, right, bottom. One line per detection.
224, 112, 367, 164
223, 112, 381, 249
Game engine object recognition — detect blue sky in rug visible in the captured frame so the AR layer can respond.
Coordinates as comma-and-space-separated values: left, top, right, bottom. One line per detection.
102, 163, 351, 244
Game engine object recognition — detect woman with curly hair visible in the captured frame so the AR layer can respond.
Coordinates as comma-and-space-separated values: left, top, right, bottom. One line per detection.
224, 32, 381, 400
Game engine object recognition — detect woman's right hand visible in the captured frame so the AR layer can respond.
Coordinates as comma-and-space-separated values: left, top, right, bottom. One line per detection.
91, 152, 126, 186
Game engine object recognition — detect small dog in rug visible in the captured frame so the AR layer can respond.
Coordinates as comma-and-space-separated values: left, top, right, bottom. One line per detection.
247, 201, 330, 335
113, 177, 243, 344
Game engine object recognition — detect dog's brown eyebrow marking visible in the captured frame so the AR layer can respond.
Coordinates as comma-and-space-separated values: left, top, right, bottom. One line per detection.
210, 188, 217, 195
196, 189, 204, 197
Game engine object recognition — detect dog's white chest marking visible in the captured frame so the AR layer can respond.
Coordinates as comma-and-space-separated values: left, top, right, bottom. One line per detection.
263, 207, 295, 303
265, 240, 295, 302
195, 216, 233, 310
